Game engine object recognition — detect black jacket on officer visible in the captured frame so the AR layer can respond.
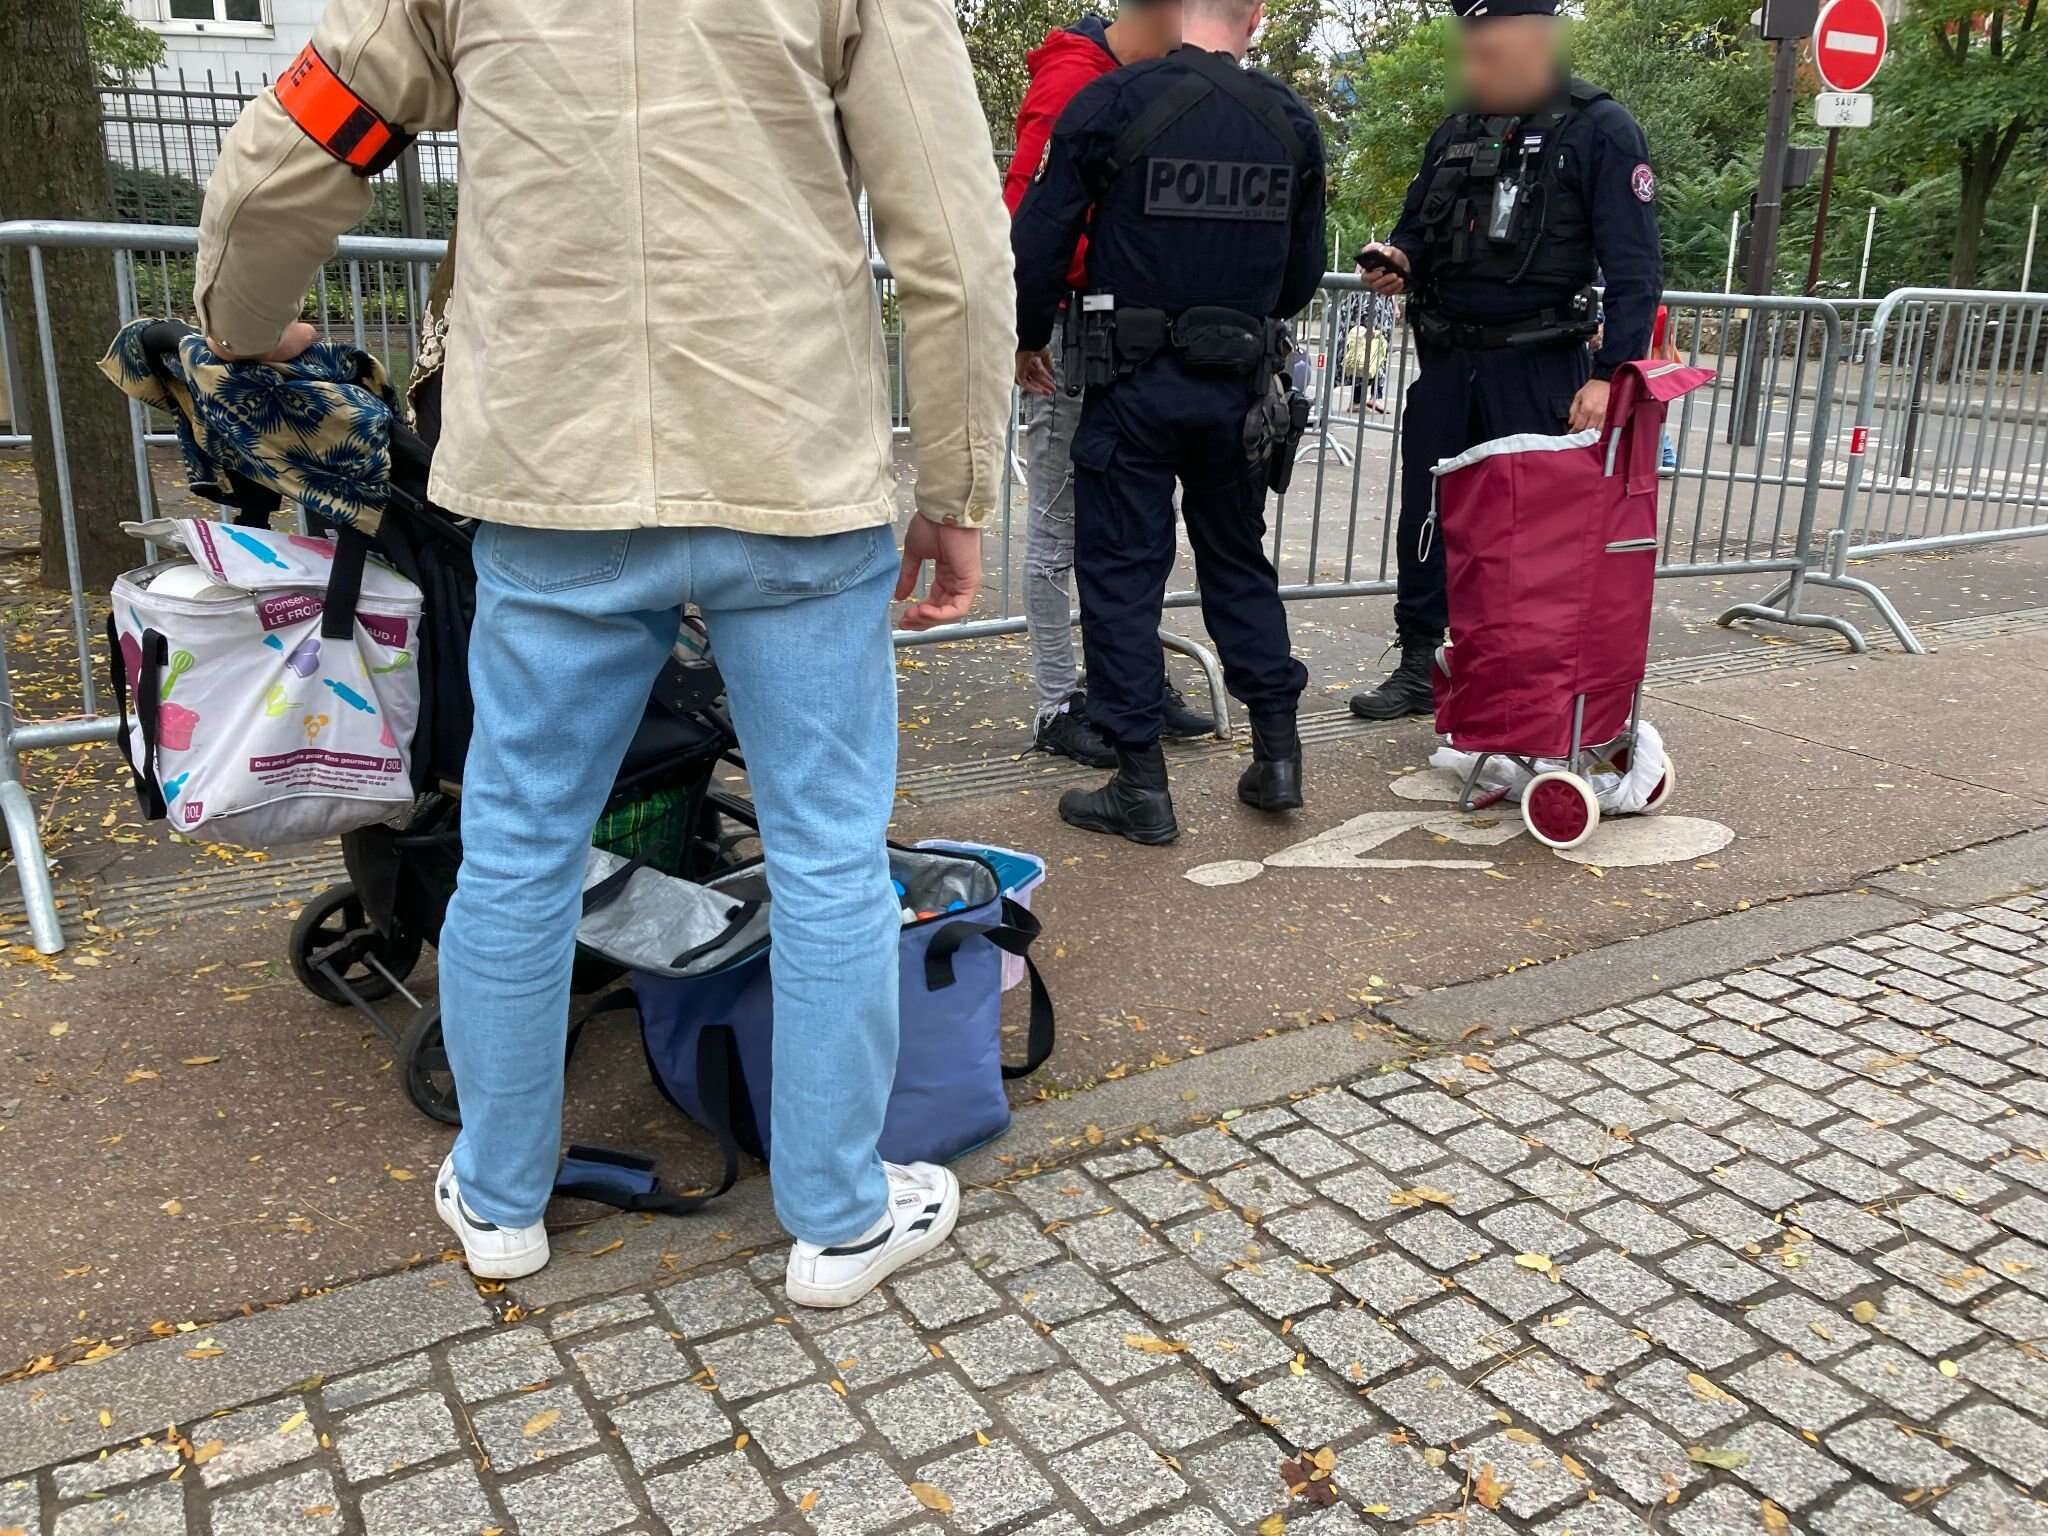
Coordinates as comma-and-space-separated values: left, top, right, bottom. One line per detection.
1011, 36, 1326, 841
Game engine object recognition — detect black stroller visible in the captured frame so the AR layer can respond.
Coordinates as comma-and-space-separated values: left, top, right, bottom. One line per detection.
126, 322, 758, 1124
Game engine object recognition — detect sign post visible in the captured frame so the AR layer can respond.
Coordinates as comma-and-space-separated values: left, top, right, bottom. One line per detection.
1802, 0, 1888, 294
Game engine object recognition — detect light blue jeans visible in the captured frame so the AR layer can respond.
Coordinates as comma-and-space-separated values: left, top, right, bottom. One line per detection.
438, 521, 901, 1246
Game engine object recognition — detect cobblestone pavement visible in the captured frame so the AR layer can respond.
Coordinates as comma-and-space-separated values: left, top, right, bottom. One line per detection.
7, 895, 2048, 1535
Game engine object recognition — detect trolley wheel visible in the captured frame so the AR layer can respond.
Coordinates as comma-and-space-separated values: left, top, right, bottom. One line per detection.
291, 885, 424, 1007
399, 1003, 462, 1126
1643, 758, 1676, 815
1523, 771, 1601, 851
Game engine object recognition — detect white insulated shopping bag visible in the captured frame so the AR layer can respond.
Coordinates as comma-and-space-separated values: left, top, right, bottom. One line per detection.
108, 518, 424, 846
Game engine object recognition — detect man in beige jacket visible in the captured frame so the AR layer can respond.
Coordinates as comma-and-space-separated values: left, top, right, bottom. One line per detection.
196, 0, 1015, 1303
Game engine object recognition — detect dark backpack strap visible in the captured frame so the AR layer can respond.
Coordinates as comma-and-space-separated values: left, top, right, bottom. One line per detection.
553, 1021, 742, 1216
924, 897, 1056, 1080
319, 525, 372, 641
1102, 69, 1216, 190
1173, 49, 1310, 176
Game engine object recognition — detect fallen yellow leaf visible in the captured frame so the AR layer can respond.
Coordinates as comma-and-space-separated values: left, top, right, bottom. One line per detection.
1687, 1372, 1739, 1406
181, 1055, 221, 1066
1122, 1334, 1187, 1355
1473, 1463, 1509, 1511
798, 1492, 820, 1513
587, 1239, 624, 1257
521, 1408, 560, 1438
1257, 1516, 1286, 1536
1761, 1498, 1791, 1535
277, 1411, 307, 1436
910, 1483, 953, 1514
1937, 1359, 1960, 1378
1514, 1253, 1555, 1276
1851, 1301, 1877, 1324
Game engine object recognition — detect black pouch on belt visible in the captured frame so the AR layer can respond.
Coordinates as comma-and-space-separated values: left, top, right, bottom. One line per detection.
1113, 307, 1169, 371
1172, 306, 1265, 375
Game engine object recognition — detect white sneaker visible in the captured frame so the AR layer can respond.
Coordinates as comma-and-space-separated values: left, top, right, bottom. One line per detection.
434, 1154, 550, 1280
784, 1161, 961, 1310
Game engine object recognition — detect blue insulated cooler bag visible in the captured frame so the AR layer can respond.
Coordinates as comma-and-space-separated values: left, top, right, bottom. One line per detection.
572, 845, 1054, 1185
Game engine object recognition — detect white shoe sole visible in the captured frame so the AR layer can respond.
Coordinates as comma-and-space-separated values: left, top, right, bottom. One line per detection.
785, 1169, 961, 1310
434, 1177, 550, 1281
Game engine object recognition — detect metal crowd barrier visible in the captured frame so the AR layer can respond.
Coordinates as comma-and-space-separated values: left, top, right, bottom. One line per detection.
2, 215, 2043, 953
1779, 289, 2048, 653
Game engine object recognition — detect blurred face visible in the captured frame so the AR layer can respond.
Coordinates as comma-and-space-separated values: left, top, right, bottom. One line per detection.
1124, 1, 1185, 58
1459, 16, 1560, 113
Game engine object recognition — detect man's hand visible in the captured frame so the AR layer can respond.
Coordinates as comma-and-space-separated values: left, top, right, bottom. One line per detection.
1568, 378, 1612, 434
895, 516, 982, 631
1016, 348, 1056, 397
1359, 243, 1409, 296
210, 320, 319, 364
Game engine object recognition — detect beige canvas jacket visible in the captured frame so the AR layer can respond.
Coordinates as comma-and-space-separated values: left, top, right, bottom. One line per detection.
195, 0, 1016, 532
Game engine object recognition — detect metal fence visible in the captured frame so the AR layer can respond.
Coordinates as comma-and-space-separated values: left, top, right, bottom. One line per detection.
101, 70, 459, 232
4, 215, 2048, 952
1788, 290, 2048, 653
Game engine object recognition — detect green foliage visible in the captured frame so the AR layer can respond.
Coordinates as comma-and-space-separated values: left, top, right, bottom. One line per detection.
955, 0, 1111, 145
1318, 0, 2046, 293
82, 0, 164, 85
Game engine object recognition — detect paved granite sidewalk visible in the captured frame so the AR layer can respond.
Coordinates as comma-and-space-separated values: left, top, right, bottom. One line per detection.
5, 893, 2048, 1536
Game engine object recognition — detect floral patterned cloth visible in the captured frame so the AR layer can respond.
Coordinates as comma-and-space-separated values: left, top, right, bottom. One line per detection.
99, 320, 398, 535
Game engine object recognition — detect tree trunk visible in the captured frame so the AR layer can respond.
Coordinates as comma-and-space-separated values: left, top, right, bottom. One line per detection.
0, 0, 143, 594
1950, 144, 1996, 289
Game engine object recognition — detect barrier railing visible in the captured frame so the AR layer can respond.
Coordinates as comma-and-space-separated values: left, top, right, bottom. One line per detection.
1784, 289, 2048, 653
0, 216, 2035, 954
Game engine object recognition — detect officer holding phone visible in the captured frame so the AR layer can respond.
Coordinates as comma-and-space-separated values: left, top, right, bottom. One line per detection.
1349, 0, 1661, 721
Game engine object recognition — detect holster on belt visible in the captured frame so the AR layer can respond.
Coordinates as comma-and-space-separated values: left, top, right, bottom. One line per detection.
1243, 320, 1312, 495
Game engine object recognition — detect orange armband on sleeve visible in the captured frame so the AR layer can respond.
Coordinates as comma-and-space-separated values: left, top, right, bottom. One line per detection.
275, 43, 414, 176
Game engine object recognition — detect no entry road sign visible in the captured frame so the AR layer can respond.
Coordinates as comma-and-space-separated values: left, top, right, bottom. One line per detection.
1813, 0, 1888, 93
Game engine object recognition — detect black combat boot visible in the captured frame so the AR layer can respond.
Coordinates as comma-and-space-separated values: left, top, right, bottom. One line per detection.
1348, 634, 1440, 721
1058, 743, 1180, 845
1237, 716, 1304, 812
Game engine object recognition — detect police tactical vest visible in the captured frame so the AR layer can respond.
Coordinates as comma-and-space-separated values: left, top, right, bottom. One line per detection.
1100, 49, 1311, 230
1417, 79, 1607, 296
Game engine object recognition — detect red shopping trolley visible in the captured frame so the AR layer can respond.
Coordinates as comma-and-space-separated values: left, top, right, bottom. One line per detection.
1429, 358, 1715, 850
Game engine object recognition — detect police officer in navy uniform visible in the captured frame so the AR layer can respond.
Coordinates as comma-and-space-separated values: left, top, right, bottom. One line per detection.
1349, 0, 1663, 720
1012, 0, 1326, 846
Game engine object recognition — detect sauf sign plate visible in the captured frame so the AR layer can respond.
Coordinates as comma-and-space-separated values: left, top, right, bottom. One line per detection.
1814, 91, 1874, 129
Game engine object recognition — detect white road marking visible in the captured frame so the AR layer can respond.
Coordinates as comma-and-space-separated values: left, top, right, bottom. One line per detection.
1184, 859, 1266, 887
1553, 815, 1734, 868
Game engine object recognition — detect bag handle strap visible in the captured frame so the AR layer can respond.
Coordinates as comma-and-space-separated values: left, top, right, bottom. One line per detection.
106, 617, 164, 818
924, 897, 1056, 1081
552, 997, 741, 1216
122, 627, 171, 821
319, 525, 372, 641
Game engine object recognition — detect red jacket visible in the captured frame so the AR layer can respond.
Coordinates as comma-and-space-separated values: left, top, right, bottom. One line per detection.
1002, 17, 1120, 291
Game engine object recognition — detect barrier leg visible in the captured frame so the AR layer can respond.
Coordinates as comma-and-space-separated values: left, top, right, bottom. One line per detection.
0, 776, 64, 955
1791, 571, 1931, 655
1159, 628, 1233, 741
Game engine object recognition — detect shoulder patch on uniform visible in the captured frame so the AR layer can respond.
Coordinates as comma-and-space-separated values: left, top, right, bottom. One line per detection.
1034, 139, 1053, 183
1630, 163, 1657, 203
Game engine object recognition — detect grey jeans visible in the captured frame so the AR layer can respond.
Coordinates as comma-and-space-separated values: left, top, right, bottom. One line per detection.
1020, 329, 1083, 722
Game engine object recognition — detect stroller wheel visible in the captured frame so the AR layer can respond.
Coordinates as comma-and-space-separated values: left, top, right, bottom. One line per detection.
291, 885, 424, 1006
1524, 771, 1600, 851
399, 1003, 463, 1126
399, 1003, 589, 1127
1643, 758, 1676, 815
